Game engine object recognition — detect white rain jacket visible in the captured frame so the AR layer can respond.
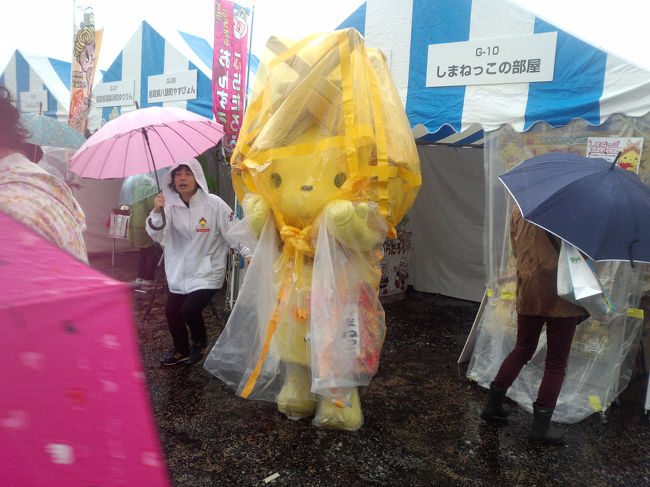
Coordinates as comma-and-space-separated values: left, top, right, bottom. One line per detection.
146, 158, 252, 294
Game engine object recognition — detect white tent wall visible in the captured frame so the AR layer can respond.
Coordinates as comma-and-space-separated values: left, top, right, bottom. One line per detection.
74, 178, 131, 254
408, 145, 485, 301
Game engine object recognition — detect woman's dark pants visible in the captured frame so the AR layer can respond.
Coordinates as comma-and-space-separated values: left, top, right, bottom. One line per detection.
165, 288, 218, 354
492, 314, 581, 409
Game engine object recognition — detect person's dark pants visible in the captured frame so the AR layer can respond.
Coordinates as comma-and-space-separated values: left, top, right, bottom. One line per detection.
165, 288, 218, 354
137, 244, 163, 281
492, 314, 581, 409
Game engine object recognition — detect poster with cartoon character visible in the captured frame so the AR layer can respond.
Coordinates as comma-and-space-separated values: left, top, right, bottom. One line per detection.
586, 137, 643, 173
380, 228, 413, 296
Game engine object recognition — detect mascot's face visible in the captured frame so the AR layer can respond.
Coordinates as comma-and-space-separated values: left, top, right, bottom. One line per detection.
259, 152, 347, 228
619, 150, 639, 171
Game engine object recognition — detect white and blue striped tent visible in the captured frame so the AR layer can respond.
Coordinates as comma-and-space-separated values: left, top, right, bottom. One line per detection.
337, 0, 650, 301
0, 50, 71, 122
89, 21, 259, 131
339, 0, 650, 146
89, 21, 213, 130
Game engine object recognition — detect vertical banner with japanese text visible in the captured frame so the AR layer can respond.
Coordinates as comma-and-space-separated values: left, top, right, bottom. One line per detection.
69, 1, 102, 134
213, 1, 250, 151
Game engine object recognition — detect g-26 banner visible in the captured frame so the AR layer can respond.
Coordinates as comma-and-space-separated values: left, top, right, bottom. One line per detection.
213, 0, 250, 151
69, 1, 102, 134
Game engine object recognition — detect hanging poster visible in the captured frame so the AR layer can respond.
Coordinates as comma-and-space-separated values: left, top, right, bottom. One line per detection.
213, 0, 251, 152
380, 229, 413, 297
586, 137, 643, 173
69, 1, 103, 134
109, 213, 129, 239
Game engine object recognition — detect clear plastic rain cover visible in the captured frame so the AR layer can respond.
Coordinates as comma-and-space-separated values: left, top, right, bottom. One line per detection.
467, 116, 649, 423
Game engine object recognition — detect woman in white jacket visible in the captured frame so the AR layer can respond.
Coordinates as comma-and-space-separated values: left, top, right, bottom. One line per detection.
147, 158, 252, 366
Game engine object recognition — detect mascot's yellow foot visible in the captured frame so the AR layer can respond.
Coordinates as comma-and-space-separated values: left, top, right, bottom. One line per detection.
277, 365, 316, 420
313, 388, 363, 431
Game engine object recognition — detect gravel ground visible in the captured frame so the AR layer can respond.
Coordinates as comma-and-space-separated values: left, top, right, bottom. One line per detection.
90, 251, 650, 487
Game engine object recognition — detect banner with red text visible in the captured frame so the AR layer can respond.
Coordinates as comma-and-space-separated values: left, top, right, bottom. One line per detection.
69, 1, 102, 134
213, 1, 250, 152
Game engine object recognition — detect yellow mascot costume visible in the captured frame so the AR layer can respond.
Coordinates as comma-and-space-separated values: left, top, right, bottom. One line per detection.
204, 28, 421, 431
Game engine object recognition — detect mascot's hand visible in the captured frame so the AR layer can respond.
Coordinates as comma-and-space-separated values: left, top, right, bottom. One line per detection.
243, 194, 270, 239
325, 200, 384, 251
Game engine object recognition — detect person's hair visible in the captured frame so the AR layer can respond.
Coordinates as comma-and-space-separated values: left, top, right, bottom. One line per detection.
168, 164, 194, 193
0, 86, 29, 151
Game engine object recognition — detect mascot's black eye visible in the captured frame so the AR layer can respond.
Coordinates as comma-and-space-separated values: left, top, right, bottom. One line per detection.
271, 173, 282, 188
334, 172, 347, 188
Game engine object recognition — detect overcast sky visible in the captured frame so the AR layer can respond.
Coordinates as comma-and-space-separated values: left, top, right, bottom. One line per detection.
0, 0, 365, 72
1, 0, 648, 73
511, 0, 649, 70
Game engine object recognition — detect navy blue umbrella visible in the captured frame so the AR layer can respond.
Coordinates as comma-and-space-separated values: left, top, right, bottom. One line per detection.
499, 152, 650, 265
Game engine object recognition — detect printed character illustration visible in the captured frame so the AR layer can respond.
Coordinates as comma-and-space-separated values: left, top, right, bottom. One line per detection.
69, 8, 99, 132
233, 8, 249, 40
618, 142, 641, 173
203, 29, 421, 431
394, 256, 409, 291
379, 260, 389, 295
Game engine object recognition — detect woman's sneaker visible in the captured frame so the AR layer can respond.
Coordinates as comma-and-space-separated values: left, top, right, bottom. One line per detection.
160, 349, 189, 366
186, 343, 207, 365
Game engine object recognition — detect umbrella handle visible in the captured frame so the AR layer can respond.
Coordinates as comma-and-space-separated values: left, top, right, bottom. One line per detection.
147, 211, 166, 230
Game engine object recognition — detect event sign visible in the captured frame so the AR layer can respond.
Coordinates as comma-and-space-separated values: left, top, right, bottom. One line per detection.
147, 70, 198, 103
69, 1, 103, 133
109, 213, 129, 239
380, 229, 413, 298
426, 32, 557, 87
586, 137, 643, 174
94, 80, 135, 108
19, 90, 48, 113
213, 0, 250, 151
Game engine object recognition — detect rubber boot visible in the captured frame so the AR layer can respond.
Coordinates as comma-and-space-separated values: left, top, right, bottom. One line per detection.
528, 404, 564, 445
480, 383, 512, 422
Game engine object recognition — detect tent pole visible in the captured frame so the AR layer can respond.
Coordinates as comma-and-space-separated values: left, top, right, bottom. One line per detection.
244, 3, 255, 110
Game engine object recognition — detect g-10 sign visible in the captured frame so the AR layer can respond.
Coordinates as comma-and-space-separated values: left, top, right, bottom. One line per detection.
426, 32, 557, 87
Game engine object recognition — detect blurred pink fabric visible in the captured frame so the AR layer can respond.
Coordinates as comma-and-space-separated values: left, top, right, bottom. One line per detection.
0, 210, 170, 486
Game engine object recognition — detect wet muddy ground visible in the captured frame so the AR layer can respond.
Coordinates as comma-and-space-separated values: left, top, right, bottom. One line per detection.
91, 251, 650, 487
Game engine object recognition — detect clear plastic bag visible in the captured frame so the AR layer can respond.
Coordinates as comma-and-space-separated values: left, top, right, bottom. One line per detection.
557, 240, 615, 318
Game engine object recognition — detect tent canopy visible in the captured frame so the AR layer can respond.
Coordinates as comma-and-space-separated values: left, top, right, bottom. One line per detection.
89, 21, 214, 129
0, 50, 71, 122
89, 21, 259, 131
339, 0, 650, 146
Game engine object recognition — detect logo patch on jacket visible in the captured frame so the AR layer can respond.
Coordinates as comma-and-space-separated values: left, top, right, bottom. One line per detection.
196, 217, 210, 233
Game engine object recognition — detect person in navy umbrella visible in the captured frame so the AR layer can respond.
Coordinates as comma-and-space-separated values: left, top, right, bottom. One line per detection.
481, 205, 587, 445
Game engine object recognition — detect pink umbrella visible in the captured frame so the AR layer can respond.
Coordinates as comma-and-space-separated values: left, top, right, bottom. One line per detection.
0, 211, 171, 487
70, 106, 225, 229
